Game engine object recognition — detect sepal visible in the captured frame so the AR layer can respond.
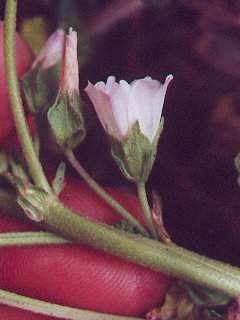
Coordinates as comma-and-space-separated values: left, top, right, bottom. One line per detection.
22, 63, 61, 114
47, 91, 86, 149
111, 119, 164, 183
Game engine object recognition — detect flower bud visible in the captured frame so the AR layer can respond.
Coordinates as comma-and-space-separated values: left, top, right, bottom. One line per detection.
47, 28, 85, 149
31, 29, 65, 70
22, 29, 65, 113
22, 28, 85, 150
85, 75, 173, 182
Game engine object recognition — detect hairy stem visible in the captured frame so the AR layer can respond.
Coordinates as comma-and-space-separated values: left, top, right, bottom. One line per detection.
64, 149, 149, 236
0, 288, 142, 320
137, 182, 159, 239
4, 0, 51, 192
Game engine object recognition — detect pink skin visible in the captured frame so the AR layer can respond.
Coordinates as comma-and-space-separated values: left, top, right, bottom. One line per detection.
0, 176, 171, 318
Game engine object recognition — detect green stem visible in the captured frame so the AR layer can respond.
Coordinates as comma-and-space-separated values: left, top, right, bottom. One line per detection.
137, 182, 159, 239
64, 149, 149, 237
0, 288, 142, 320
0, 232, 68, 246
43, 197, 240, 297
4, 0, 51, 193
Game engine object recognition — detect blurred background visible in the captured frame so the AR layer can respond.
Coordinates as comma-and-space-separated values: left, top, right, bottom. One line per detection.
1, 0, 240, 265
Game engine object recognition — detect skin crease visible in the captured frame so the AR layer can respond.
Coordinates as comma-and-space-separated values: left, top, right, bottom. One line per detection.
0, 176, 171, 319
0, 21, 33, 145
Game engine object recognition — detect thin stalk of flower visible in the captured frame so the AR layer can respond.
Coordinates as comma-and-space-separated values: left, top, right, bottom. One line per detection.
0, 231, 68, 246
0, 288, 143, 320
137, 182, 159, 239
64, 149, 149, 236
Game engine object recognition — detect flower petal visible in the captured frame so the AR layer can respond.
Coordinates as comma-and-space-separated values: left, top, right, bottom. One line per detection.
105, 76, 118, 93
129, 75, 173, 142
95, 81, 107, 91
32, 29, 65, 70
107, 79, 131, 137
85, 82, 123, 140
128, 77, 159, 141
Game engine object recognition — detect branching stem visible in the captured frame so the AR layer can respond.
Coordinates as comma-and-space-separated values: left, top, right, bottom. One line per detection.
64, 149, 149, 236
137, 182, 159, 239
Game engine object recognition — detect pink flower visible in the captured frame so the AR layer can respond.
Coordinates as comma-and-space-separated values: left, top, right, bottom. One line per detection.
31, 29, 65, 70
85, 75, 173, 142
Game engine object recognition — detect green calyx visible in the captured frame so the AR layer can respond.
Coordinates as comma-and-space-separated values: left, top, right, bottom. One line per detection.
47, 90, 86, 150
111, 119, 164, 183
22, 63, 61, 114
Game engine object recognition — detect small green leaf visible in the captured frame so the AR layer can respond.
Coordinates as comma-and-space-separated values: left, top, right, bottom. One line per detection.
52, 162, 66, 195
